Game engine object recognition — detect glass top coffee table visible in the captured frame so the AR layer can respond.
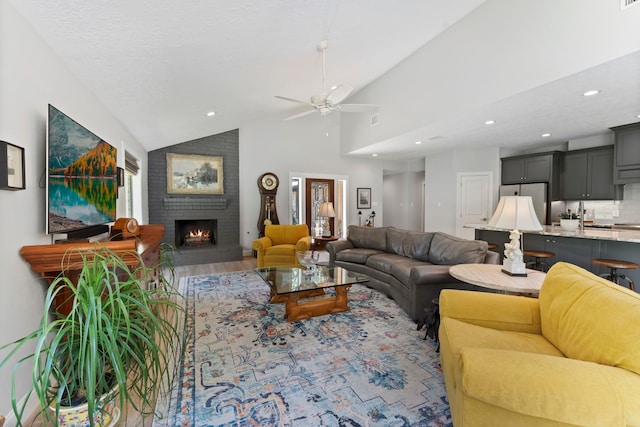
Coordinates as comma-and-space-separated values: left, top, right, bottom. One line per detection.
255, 265, 369, 322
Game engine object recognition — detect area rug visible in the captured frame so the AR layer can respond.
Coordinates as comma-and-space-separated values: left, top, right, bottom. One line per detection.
154, 270, 451, 427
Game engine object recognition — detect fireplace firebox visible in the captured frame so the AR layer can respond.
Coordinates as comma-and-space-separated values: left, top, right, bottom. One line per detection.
175, 219, 217, 248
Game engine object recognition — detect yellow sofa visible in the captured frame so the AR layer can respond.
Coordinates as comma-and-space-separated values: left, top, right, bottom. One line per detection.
252, 224, 312, 268
439, 262, 640, 427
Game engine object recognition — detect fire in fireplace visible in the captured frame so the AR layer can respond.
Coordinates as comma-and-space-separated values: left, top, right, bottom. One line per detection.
175, 219, 217, 248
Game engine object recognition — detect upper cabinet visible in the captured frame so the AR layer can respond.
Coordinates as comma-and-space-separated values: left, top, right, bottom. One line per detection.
501, 154, 551, 184
562, 146, 621, 200
611, 122, 640, 184
501, 152, 563, 200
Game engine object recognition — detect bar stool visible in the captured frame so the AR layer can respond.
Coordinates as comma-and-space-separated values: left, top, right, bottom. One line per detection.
591, 259, 637, 291
523, 250, 555, 272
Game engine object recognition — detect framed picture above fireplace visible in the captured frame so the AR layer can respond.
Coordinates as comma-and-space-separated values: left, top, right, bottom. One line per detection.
167, 153, 224, 194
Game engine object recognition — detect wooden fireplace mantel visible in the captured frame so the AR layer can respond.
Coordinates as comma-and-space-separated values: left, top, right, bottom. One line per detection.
20, 224, 165, 316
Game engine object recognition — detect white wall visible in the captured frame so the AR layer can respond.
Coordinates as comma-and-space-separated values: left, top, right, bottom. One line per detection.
383, 171, 425, 231
0, 2, 148, 417
342, 0, 640, 152
425, 147, 500, 234
239, 115, 407, 251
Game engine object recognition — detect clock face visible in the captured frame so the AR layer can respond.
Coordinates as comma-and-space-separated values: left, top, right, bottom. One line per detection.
261, 173, 278, 191
126, 218, 139, 233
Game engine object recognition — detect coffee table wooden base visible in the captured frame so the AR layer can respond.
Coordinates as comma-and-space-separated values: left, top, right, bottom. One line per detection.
270, 288, 325, 304
282, 285, 351, 322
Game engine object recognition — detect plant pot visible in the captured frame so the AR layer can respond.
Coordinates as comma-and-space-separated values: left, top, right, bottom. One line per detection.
49, 387, 120, 427
560, 219, 579, 232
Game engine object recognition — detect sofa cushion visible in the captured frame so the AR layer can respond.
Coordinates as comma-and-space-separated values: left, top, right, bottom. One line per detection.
428, 232, 487, 265
403, 232, 434, 262
366, 253, 407, 274
347, 225, 390, 252
386, 228, 407, 256
335, 248, 382, 264
540, 262, 640, 376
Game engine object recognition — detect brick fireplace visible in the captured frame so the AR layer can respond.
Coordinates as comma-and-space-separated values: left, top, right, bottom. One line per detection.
148, 129, 243, 266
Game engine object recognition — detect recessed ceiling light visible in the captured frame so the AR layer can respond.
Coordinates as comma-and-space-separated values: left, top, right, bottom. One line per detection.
207, 111, 216, 117
542, 133, 552, 138
415, 141, 422, 145
637, 114, 640, 118
582, 90, 600, 97
485, 120, 495, 125
372, 153, 378, 157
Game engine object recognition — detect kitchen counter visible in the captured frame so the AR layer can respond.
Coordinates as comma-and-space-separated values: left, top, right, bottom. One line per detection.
475, 226, 640, 292
475, 225, 640, 243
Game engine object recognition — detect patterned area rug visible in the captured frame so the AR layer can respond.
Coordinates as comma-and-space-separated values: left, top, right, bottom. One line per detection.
154, 271, 451, 427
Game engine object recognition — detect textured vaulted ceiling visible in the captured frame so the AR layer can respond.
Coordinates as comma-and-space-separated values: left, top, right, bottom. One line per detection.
8, 0, 486, 151
8, 1, 640, 159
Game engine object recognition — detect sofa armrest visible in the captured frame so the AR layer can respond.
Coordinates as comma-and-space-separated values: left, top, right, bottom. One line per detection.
440, 289, 542, 334
295, 236, 312, 251
460, 348, 625, 426
483, 250, 500, 264
252, 237, 273, 253
326, 239, 354, 263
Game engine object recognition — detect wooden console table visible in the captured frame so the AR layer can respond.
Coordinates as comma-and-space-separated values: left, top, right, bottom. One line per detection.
20, 224, 165, 316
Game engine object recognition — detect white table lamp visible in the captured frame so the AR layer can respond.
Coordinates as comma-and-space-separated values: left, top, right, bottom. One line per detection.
318, 201, 336, 237
487, 196, 543, 276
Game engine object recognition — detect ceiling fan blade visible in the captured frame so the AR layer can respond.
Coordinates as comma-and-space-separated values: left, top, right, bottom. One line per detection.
284, 109, 317, 121
326, 84, 353, 106
337, 103, 379, 113
275, 95, 313, 106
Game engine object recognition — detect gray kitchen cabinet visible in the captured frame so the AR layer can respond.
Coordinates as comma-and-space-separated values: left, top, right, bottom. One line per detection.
501, 154, 551, 184
562, 146, 620, 200
611, 122, 640, 184
501, 152, 563, 200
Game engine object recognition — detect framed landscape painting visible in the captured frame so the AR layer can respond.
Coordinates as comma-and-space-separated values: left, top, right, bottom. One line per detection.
167, 153, 224, 194
357, 187, 371, 209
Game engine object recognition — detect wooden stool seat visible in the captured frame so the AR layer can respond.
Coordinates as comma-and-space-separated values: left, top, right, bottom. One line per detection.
523, 250, 554, 259
523, 250, 555, 272
591, 259, 639, 270
487, 243, 498, 250
591, 258, 637, 291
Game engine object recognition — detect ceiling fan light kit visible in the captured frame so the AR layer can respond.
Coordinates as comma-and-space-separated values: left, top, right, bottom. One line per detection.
276, 40, 378, 121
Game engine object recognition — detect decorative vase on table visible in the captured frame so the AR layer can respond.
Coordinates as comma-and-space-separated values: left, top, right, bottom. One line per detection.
560, 219, 580, 232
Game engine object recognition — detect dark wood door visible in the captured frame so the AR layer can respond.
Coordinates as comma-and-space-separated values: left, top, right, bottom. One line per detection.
305, 178, 335, 237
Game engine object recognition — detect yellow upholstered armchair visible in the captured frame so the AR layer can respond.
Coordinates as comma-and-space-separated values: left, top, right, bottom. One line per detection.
438, 262, 640, 426
252, 224, 312, 268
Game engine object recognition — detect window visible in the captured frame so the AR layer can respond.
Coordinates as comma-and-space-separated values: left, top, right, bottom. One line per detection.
124, 151, 139, 219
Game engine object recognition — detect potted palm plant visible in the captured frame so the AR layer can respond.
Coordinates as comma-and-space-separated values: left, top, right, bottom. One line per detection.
1, 243, 185, 426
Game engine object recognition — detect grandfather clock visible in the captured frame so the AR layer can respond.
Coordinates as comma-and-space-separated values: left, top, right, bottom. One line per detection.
257, 172, 280, 237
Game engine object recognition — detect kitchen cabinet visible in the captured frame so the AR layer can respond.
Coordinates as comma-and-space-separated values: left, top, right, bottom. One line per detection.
562, 146, 621, 200
502, 155, 551, 184
611, 122, 640, 184
501, 152, 563, 200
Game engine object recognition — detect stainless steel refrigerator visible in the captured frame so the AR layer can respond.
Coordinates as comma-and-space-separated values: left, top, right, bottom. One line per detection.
499, 183, 548, 225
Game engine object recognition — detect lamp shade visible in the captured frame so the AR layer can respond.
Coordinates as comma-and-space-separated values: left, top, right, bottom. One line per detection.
318, 202, 336, 218
487, 196, 543, 231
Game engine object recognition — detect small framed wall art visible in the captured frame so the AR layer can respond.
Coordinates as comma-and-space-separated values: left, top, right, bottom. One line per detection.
357, 187, 371, 209
0, 141, 25, 190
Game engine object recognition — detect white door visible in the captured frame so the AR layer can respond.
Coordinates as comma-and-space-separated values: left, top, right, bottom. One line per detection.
456, 172, 493, 239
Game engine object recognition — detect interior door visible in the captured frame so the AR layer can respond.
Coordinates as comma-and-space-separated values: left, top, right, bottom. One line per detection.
305, 178, 335, 237
457, 172, 492, 239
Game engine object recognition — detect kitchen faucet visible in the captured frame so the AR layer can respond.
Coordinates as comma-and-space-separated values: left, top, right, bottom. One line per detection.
578, 200, 585, 231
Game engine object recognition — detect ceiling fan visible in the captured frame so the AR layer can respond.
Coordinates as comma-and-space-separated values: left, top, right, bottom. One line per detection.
276, 40, 379, 121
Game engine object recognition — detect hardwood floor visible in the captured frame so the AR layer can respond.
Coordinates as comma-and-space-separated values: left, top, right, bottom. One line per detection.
24, 257, 258, 427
